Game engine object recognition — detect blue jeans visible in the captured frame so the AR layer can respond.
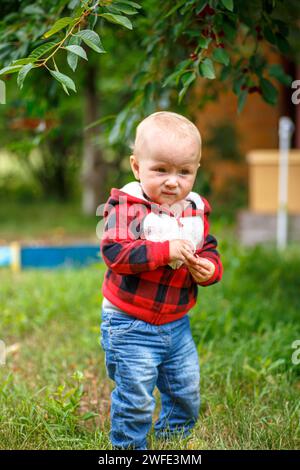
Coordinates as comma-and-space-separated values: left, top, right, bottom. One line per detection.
100, 308, 201, 450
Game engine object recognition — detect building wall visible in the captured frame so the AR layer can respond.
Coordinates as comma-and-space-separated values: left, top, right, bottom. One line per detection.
195, 82, 282, 158
192, 49, 286, 200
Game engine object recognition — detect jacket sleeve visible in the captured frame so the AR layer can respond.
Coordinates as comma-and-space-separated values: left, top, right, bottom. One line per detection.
100, 200, 170, 274
194, 197, 223, 286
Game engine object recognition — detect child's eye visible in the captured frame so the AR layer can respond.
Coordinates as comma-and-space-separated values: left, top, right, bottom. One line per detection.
180, 169, 190, 175
155, 168, 166, 173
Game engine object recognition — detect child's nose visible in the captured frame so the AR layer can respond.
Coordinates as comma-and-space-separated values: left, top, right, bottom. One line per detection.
165, 175, 178, 187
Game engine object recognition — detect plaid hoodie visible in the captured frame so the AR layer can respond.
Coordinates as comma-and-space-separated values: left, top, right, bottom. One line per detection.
100, 182, 223, 325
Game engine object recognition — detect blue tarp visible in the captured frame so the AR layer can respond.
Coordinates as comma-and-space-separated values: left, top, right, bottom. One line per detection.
0, 246, 11, 267
21, 245, 101, 269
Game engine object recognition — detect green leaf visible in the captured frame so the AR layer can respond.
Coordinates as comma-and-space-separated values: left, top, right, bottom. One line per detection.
82, 411, 99, 421
68, 0, 81, 9
67, 52, 78, 72
109, 108, 130, 144
49, 70, 76, 93
220, 65, 231, 81
75, 30, 106, 53
0, 43, 12, 52
109, 2, 139, 15
212, 48, 230, 66
263, 26, 276, 45
66, 36, 81, 71
237, 89, 247, 113
181, 71, 196, 88
80, 39, 104, 54
267, 358, 285, 372
17, 63, 34, 89
65, 45, 87, 72
223, 20, 237, 42
221, 0, 234, 11
29, 42, 57, 60
68, 35, 81, 47
84, 114, 116, 131
199, 58, 216, 79
23, 5, 45, 15
249, 54, 264, 77
198, 36, 211, 49
163, 0, 187, 18
62, 83, 70, 95
178, 72, 196, 104
44, 17, 75, 38
233, 75, 245, 95
196, 1, 208, 14
275, 33, 291, 55
163, 71, 181, 87
162, 59, 193, 87
243, 363, 259, 377
162, 72, 181, 88
117, 0, 141, 9
64, 45, 87, 60
12, 58, 35, 66
88, 9, 99, 29
175, 59, 193, 73
268, 64, 292, 86
0, 65, 22, 76
178, 86, 189, 104
260, 78, 278, 105
99, 13, 133, 30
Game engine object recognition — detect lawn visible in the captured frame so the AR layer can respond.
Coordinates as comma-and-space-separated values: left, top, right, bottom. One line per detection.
0, 200, 97, 243
0, 241, 299, 449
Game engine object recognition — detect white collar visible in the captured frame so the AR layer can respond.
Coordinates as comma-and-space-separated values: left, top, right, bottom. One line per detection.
120, 181, 204, 210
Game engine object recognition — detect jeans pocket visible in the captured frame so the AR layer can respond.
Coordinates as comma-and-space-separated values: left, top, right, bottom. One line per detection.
108, 311, 140, 337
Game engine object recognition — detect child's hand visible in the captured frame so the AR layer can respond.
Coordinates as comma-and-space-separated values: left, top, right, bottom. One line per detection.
169, 239, 195, 263
181, 248, 215, 283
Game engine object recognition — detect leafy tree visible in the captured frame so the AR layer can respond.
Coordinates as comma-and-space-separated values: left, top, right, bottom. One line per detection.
0, 1, 139, 92
0, 0, 143, 211
105, 0, 299, 143
0, 77, 84, 200
0, 0, 299, 211
1, 0, 298, 113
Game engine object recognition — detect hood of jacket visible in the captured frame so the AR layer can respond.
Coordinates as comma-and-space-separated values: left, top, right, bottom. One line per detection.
110, 181, 207, 218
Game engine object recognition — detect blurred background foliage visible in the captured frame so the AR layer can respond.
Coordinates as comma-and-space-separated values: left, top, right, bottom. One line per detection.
0, 0, 299, 225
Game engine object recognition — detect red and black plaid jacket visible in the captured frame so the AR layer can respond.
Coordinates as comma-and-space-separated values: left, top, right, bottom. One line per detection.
100, 184, 223, 325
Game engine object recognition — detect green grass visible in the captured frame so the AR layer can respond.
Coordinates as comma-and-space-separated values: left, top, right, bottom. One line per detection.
0, 241, 299, 450
0, 200, 97, 243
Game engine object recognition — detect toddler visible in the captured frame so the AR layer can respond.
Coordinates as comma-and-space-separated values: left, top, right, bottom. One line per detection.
100, 111, 223, 450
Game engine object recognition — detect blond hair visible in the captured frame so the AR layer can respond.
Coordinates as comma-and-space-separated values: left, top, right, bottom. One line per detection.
133, 111, 201, 160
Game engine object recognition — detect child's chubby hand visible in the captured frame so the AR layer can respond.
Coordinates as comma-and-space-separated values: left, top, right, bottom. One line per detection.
169, 239, 195, 263
181, 246, 215, 283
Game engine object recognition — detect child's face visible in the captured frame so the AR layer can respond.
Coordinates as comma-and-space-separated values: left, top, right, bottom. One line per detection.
130, 132, 201, 206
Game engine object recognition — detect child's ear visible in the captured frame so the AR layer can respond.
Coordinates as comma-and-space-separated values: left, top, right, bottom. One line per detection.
130, 155, 140, 180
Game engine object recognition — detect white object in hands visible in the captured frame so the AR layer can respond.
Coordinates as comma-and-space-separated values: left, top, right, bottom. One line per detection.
119, 182, 205, 269
143, 211, 204, 269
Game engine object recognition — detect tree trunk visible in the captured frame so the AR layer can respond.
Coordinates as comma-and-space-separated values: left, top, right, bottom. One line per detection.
81, 60, 107, 215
